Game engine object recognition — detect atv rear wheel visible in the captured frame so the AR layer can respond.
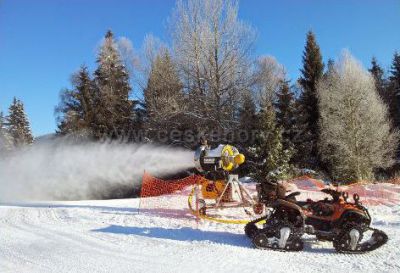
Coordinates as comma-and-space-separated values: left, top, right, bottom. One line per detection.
333, 226, 388, 253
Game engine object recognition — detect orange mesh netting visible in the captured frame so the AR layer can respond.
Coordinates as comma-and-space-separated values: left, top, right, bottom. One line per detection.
288, 176, 400, 206
138, 172, 400, 225
140, 171, 201, 198
138, 172, 202, 222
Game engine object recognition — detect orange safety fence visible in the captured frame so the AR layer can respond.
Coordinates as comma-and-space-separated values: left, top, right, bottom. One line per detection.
139, 172, 262, 224
140, 171, 201, 198
138, 172, 203, 223
288, 176, 400, 206
138, 172, 400, 225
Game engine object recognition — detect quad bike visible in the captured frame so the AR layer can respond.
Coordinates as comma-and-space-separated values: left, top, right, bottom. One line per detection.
245, 181, 388, 253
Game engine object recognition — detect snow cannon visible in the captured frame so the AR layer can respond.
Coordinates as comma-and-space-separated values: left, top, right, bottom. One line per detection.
194, 144, 245, 174
189, 143, 263, 220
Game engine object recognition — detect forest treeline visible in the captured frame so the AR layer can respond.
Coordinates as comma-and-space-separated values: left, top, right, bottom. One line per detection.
1, 0, 400, 183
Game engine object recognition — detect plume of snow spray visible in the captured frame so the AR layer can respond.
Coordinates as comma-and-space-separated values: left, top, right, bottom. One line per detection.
0, 139, 194, 201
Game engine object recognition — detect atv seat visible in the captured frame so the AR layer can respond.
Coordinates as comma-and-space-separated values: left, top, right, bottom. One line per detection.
310, 201, 334, 217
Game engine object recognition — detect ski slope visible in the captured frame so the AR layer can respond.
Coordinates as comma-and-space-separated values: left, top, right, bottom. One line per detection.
1, 189, 400, 273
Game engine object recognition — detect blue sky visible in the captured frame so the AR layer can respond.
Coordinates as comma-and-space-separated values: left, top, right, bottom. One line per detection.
0, 0, 399, 136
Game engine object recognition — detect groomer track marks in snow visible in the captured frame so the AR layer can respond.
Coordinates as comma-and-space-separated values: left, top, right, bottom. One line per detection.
1, 196, 399, 273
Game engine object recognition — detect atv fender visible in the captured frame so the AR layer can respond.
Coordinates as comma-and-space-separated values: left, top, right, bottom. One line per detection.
275, 199, 306, 224
335, 210, 371, 228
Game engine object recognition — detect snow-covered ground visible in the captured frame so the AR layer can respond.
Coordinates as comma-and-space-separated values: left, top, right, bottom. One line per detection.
1, 187, 400, 273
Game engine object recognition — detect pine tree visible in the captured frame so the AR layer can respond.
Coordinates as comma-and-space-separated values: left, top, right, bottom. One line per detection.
369, 57, 386, 101
275, 79, 296, 150
0, 111, 13, 153
236, 91, 258, 176
388, 52, 400, 147
254, 103, 292, 183
144, 49, 184, 143
56, 65, 96, 137
325, 59, 335, 77
296, 31, 324, 167
93, 30, 135, 139
389, 52, 400, 86
238, 91, 257, 133
7, 98, 33, 146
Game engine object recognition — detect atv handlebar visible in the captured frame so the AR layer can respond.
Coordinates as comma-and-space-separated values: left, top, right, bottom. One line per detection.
321, 189, 363, 206
321, 189, 342, 201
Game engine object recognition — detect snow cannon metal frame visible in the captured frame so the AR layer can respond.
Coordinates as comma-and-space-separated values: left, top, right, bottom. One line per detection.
188, 144, 263, 224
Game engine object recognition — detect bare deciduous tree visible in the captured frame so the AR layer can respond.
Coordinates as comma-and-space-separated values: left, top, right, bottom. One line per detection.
117, 34, 168, 100
253, 55, 285, 108
318, 51, 398, 181
170, 0, 256, 132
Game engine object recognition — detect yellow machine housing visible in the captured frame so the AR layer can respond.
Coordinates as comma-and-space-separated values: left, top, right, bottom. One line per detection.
194, 144, 245, 173
201, 179, 232, 201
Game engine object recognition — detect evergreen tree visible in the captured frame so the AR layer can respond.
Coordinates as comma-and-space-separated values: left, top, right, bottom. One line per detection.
254, 103, 292, 182
93, 30, 136, 139
275, 79, 296, 150
236, 91, 258, 176
388, 52, 400, 144
390, 52, 400, 85
7, 98, 33, 146
56, 65, 96, 137
296, 31, 324, 167
0, 111, 13, 153
325, 59, 335, 77
369, 57, 386, 101
238, 91, 257, 133
144, 49, 184, 143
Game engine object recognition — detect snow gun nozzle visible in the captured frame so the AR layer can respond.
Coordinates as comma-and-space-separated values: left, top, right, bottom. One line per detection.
194, 144, 245, 173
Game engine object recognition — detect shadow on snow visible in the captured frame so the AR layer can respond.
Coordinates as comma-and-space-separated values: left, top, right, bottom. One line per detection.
92, 225, 336, 253
92, 225, 250, 248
